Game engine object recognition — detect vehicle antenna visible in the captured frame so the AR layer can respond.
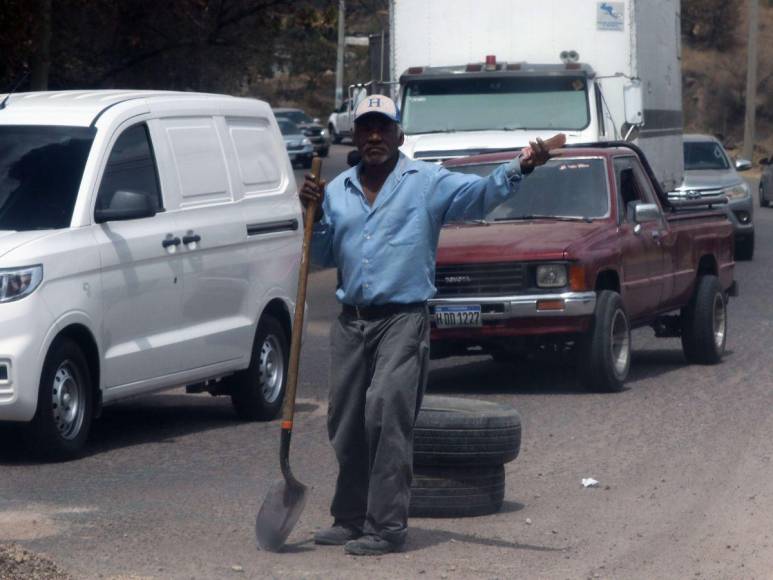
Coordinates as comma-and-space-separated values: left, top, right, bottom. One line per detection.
0, 70, 30, 110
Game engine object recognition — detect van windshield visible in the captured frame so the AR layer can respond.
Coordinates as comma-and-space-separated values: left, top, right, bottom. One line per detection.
401, 75, 590, 134
0, 125, 95, 231
447, 158, 609, 220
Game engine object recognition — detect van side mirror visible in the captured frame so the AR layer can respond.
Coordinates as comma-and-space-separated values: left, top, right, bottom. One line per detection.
95, 190, 157, 223
735, 159, 752, 171
633, 202, 660, 223
623, 79, 644, 126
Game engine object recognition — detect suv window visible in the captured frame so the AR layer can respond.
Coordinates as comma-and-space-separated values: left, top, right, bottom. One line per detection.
96, 124, 162, 214
0, 125, 95, 231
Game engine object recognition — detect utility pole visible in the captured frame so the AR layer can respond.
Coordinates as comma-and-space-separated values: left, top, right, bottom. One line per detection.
335, 0, 345, 109
743, 0, 759, 161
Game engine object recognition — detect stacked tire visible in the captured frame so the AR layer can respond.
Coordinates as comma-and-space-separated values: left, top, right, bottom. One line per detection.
410, 396, 522, 518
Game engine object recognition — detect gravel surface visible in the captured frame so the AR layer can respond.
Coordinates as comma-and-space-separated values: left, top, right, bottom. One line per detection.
0, 544, 70, 580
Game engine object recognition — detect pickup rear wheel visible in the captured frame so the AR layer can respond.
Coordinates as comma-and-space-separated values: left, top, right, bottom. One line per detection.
230, 314, 288, 421
329, 124, 341, 144
681, 275, 726, 364
581, 290, 630, 392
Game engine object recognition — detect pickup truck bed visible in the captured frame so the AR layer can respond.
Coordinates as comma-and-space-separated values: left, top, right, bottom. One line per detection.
431, 143, 736, 391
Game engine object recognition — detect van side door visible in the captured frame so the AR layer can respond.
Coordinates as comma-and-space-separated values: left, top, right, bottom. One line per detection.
93, 121, 186, 392
613, 156, 666, 319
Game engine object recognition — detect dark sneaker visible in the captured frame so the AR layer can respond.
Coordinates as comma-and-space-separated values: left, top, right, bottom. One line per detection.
344, 534, 400, 556
314, 523, 363, 546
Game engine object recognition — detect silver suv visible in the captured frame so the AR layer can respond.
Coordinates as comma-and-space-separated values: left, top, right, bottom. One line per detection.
670, 134, 754, 261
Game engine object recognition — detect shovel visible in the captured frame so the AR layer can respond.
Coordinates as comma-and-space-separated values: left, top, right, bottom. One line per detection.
256, 156, 322, 552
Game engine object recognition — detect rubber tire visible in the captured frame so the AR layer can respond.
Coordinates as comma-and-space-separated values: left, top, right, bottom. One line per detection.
681, 275, 726, 365
760, 186, 769, 207
320, 147, 329, 158
230, 315, 289, 421
735, 234, 754, 261
413, 395, 521, 466
329, 124, 342, 144
410, 465, 505, 518
25, 338, 93, 460
580, 290, 630, 393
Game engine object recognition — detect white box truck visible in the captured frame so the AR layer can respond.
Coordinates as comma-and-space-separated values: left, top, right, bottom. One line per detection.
368, 0, 683, 190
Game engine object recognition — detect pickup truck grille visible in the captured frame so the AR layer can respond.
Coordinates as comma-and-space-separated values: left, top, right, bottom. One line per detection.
435, 262, 526, 296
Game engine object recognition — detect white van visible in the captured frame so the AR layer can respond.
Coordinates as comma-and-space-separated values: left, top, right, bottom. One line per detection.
0, 90, 302, 458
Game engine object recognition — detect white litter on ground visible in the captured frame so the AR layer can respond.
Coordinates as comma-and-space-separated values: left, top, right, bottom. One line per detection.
581, 478, 600, 488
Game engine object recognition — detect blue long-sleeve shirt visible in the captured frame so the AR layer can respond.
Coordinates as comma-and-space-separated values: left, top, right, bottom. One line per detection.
311, 153, 525, 306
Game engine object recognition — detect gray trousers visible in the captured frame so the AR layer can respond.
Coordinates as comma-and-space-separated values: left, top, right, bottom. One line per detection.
327, 305, 430, 545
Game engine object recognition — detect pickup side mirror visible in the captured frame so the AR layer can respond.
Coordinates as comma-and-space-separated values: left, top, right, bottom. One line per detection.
632, 202, 661, 223
760, 157, 772, 166
95, 190, 157, 223
313, 117, 321, 124
735, 158, 752, 171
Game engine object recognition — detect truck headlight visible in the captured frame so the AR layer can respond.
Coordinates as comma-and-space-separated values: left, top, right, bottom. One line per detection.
321, 129, 329, 138
536, 264, 567, 288
723, 182, 750, 199
301, 138, 312, 146
0, 265, 43, 303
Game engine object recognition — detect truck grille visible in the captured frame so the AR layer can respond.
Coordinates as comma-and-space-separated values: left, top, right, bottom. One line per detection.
434, 262, 526, 296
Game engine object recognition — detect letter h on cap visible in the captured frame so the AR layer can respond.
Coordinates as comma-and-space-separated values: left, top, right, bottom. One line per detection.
368, 97, 381, 108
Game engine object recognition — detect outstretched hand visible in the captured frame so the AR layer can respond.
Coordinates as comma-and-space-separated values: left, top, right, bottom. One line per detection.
519, 133, 567, 171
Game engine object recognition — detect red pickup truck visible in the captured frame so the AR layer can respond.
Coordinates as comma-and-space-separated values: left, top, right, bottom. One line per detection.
430, 143, 737, 392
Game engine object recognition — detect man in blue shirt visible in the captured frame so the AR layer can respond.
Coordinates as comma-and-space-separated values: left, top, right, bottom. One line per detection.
301, 94, 554, 556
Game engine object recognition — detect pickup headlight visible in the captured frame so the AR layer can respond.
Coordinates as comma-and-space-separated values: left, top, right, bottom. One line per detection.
723, 182, 750, 199
321, 129, 329, 138
0, 265, 43, 303
536, 264, 567, 288
301, 138, 312, 146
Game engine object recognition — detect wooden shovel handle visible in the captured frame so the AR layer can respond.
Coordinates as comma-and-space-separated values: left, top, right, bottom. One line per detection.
281, 156, 322, 427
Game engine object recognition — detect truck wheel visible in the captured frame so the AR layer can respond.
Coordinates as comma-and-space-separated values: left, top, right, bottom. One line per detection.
410, 465, 505, 518
329, 124, 341, 144
230, 314, 288, 421
735, 235, 754, 261
581, 290, 630, 392
681, 275, 726, 364
25, 338, 93, 460
414, 395, 521, 466
759, 185, 769, 207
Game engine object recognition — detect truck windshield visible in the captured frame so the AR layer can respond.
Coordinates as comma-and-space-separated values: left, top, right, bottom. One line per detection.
402, 76, 590, 134
0, 125, 95, 231
683, 141, 730, 171
448, 158, 608, 220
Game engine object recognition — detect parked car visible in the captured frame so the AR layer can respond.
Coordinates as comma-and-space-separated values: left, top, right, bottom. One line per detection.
0, 90, 303, 458
430, 142, 736, 393
278, 118, 313, 168
759, 156, 773, 208
669, 134, 754, 260
272, 107, 329, 157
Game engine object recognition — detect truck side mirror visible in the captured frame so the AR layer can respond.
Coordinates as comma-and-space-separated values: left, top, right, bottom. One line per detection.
633, 202, 660, 223
623, 80, 644, 126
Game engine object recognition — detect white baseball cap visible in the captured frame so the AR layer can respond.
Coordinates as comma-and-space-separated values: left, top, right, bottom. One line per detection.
353, 94, 400, 123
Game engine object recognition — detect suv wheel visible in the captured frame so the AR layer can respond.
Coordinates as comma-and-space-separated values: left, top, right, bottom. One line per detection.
230, 314, 289, 421
25, 338, 93, 459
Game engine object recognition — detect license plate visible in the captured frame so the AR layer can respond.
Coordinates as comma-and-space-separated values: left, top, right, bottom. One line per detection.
434, 305, 481, 328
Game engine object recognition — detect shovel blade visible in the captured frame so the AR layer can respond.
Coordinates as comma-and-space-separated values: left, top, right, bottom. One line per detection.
255, 477, 308, 552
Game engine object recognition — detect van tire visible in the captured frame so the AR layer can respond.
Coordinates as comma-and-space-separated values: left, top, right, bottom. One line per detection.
410, 465, 505, 518
580, 290, 630, 392
414, 396, 521, 466
25, 338, 93, 460
681, 275, 726, 364
230, 315, 289, 421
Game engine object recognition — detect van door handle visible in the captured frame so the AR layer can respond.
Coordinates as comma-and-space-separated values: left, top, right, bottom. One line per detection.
182, 234, 201, 244
162, 236, 181, 248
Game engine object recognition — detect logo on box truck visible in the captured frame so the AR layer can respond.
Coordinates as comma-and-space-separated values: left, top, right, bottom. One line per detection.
597, 2, 624, 31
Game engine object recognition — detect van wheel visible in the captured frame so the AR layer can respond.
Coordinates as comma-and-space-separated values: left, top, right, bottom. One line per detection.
329, 124, 341, 144
681, 275, 726, 364
230, 315, 288, 421
25, 338, 93, 460
580, 291, 630, 392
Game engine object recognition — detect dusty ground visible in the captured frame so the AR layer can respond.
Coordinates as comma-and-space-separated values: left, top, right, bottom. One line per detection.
0, 544, 70, 580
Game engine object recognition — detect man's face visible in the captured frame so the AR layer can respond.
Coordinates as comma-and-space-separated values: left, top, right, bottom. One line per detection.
353, 114, 404, 167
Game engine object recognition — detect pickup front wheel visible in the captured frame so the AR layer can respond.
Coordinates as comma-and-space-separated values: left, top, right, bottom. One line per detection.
681, 275, 726, 364
580, 290, 630, 392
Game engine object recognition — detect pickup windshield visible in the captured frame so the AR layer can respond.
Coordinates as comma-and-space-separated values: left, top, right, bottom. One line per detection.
0, 125, 95, 231
448, 158, 609, 220
401, 76, 590, 134
683, 141, 730, 171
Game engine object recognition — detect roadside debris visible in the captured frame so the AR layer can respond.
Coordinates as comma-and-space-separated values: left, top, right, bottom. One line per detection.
581, 478, 600, 488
